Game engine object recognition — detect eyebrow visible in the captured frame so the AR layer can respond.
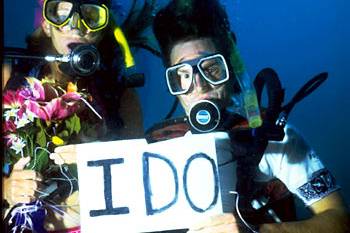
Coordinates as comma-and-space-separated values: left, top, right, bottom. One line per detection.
177, 51, 213, 63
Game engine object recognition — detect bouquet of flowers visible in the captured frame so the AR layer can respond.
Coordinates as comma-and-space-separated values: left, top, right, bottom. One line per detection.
3, 77, 85, 232
3, 77, 82, 172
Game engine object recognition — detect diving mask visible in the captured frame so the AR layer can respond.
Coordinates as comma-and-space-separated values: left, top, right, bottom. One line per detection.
165, 54, 230, 95
43, 0, 109, 31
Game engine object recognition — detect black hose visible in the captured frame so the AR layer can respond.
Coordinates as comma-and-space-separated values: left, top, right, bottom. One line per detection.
165, 98, 179, 119
282, 72, 328, 117
253, 68, 285, 123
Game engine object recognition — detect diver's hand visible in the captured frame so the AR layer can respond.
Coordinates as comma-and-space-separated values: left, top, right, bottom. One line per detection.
3, 157, 43, 206
187, 213, 248, 233
50, 145, 77, 165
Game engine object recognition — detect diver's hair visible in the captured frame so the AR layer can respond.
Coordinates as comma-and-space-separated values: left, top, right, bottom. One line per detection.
153, 0, 236, 66
37, 0, 112, 7
26, 28, 52, 55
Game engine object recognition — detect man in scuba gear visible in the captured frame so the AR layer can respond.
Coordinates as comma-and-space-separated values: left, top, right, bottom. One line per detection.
149, 0, 349, 232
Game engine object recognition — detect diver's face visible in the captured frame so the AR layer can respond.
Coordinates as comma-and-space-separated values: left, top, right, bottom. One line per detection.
170, 38, 233, 115
42, 2, 105, 55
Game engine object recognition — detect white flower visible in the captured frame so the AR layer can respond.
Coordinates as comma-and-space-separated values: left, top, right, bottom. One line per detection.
10, 137, 26, 155
7, 134, 18, 141
5, 134, 18, 147
15, 113, 31, 129
26, 111, 37, 122
3, 109, 19, 121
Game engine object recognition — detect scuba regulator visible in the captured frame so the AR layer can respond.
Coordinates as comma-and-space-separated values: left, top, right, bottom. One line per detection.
4, 44, 100, 77
4, 43, 144, 88
4, 27, 145, 88
188, 99, 222, 133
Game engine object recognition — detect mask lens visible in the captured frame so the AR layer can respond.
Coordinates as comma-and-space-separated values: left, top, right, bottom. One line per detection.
198, 55, 229, 84
166, 64, 193, 95
80, 4, 108, 30
44, 1, 73, 26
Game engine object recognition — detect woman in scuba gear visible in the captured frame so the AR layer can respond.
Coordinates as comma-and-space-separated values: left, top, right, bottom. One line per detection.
150, 0, 349, 232
4, 0, 145, 139
3, 0, 156, 231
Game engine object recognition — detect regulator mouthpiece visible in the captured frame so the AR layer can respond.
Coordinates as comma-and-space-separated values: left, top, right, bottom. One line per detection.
188, 99, 221, 133
56, 44, 101, 77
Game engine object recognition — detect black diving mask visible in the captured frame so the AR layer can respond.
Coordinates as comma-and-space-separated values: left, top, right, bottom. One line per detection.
43, 0, 109, 31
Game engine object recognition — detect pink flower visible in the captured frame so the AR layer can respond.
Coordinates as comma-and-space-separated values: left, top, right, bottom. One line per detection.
17, 88, 36, 101
3, 90, 25, 109
25, 92, 81, 121
25, 77, 45, 101
3, 120, 16, 133
3, 78, 44, 110
4, 134, 18, 147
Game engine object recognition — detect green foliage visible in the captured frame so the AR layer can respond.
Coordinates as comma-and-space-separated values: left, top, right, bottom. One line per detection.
36, 127, 47, 148
27, 149, 49, 173
65, 114, 81, 136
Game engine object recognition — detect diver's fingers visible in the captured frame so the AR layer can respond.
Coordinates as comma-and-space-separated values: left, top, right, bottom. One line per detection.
54, 144, 77, 153
10, 179, 39, 192
189, 214, 238, 231
4, 179, 39, 205
11, 169, 43, 181
187, 222, 239, 233
13, 157, 31, 170
13, 195, 36, 204
50, 152, 76, 164
53, 145, 78, 164
49, 153, 65, 165
50, 152, 75, 164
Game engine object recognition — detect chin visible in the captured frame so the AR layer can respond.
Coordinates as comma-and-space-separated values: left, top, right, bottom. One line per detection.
54, 46, 70, 55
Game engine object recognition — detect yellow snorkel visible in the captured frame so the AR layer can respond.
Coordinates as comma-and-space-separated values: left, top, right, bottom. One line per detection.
113, 27, 135, 68
113, 26, 144, 87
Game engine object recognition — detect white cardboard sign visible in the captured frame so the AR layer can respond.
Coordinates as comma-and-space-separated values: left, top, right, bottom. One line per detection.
76, 133, 223, 233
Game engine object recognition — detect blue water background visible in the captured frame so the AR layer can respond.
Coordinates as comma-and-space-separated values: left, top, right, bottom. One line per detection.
4, 0, 349, 209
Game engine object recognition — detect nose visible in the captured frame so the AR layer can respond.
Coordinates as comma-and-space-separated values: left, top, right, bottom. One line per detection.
68, 12, 82, 30
193, 72, 210, 93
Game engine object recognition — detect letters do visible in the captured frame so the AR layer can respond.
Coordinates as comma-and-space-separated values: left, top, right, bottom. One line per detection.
87, 152, 220, 217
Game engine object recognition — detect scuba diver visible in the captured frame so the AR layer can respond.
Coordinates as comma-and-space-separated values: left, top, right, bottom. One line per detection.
3, 0, 157, 232
146, 0, 350, 232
